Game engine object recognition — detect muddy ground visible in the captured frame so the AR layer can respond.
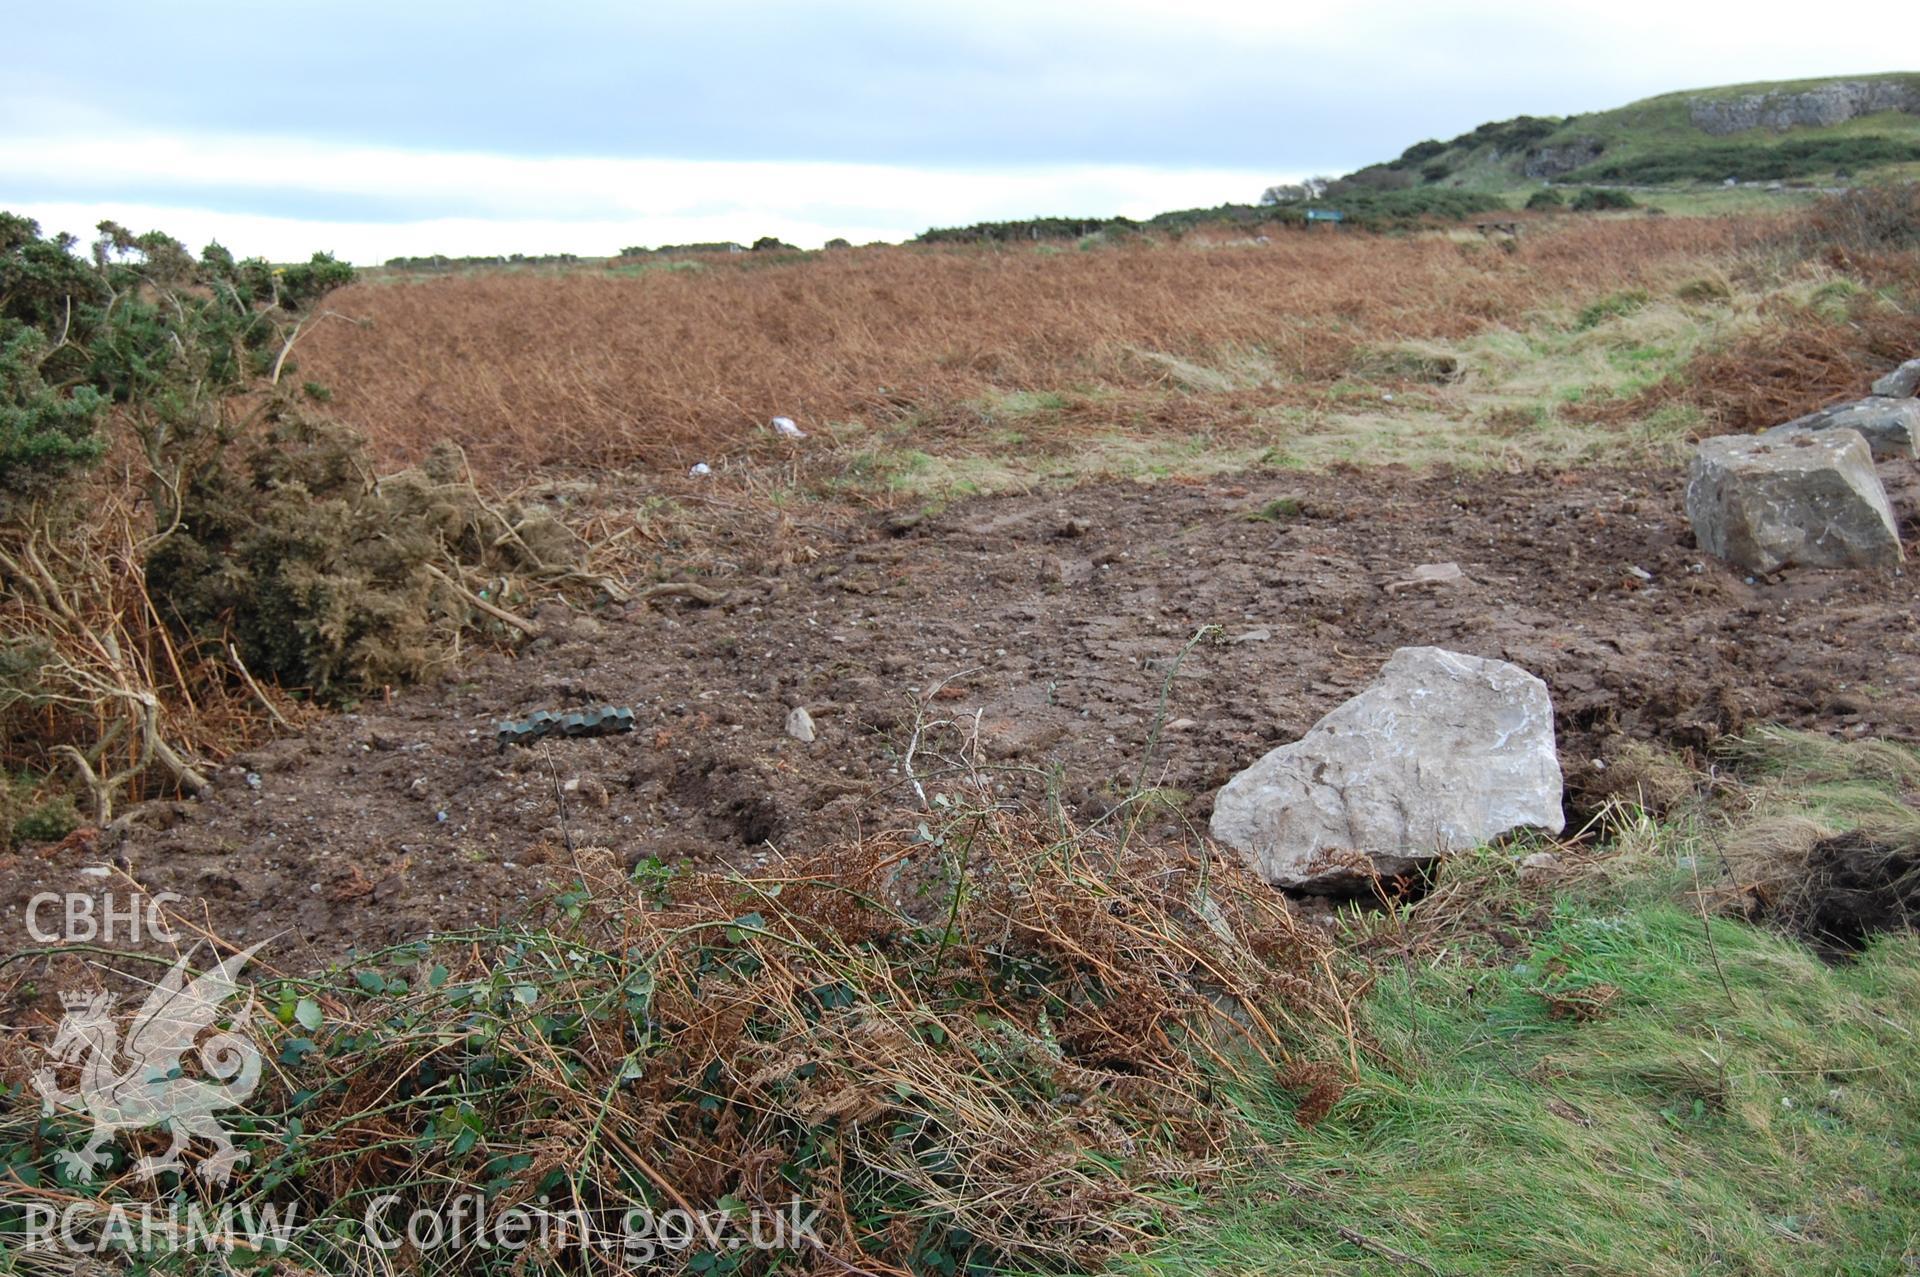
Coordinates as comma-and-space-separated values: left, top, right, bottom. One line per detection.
4, 463, 1918, 973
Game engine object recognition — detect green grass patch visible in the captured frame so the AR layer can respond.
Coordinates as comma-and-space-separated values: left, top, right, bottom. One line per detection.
981, 388, 1072, 416
2, 771, 80, 848
1243, 496, 1305, 523
829, 431, 1278, 503
1153, 897, 1920, 1276
1575, 288, 1653, 330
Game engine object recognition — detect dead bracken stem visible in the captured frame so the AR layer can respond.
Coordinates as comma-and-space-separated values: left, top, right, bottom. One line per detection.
424, 561, 544, 638
1337, 1224, 1443, 1275
227, 642, 293, 732
901, 667, 984, 811
1691, 847, 1738, 1011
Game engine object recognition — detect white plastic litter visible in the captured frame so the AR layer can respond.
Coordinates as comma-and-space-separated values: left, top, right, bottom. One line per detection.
1384, 561, 1465, 593
771, 416, 807, 439
688, 462, 712, 477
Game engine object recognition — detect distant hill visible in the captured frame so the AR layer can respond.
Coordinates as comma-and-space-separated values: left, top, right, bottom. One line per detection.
920, 75, 1920, 248
1346, 72, 1920, 195
913, 188, 1505, 244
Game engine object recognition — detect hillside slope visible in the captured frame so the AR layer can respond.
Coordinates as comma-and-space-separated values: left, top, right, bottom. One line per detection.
1353, 72, 1920, 195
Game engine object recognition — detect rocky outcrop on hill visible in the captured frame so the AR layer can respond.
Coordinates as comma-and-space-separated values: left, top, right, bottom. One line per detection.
1521, 138, 1605, 178
1689, 79, 1920, 135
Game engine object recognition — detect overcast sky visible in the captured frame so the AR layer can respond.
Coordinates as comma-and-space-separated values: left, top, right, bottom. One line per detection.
3, 0, 1911, 261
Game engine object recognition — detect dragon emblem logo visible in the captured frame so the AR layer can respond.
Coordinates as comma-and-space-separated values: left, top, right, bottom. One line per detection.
32, 941, 266, 1185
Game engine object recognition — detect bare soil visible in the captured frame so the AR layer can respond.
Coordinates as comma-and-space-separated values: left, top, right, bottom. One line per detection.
5, 462, 1918, 971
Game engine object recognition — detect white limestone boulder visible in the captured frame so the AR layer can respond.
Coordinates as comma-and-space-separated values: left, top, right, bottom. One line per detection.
1210, 647, 1565, 889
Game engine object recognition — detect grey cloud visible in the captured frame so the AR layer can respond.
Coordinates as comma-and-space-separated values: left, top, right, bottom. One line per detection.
4, 0, 1695, 172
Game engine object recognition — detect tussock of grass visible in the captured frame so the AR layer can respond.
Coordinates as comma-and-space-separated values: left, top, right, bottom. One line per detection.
1710, 729, 1920, 954
1269, 401, 1696, 472
1574, 288, 1653, 330
1347, 342, 1464, 384
1124, 347, 1266, 394
1722, 726, 1920, 796
1719, 729, 1920, 841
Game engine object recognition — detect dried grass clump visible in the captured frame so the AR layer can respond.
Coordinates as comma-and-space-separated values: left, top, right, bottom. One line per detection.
1683, 301, 1920, 434
1798, 182, 1920, 274
1586, 739, 1703, 816
1551, 196, 1920, 436
1725, 818, 1920, 954
3, 818, 1355, 1274
1, 488, 227, 820
1720, 725, 1920, 796
1681, 189, 1920, 434
1608, 294, 1920, 437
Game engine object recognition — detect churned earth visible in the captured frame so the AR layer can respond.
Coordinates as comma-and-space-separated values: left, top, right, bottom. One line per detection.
3, 461, 1917, 972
